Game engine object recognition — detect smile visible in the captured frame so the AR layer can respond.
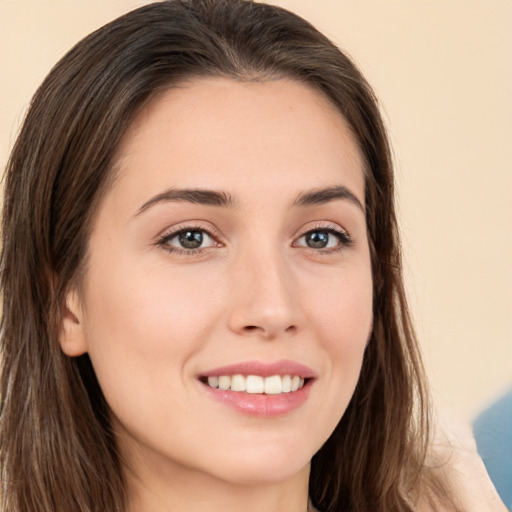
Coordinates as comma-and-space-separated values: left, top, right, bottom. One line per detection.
206, 374, 306, 394
199, 360, 316, 417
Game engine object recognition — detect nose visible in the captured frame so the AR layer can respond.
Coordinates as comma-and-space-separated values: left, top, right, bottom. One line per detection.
227, 247, 299, 340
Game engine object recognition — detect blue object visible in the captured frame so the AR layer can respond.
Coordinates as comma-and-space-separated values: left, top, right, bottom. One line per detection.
473, 388, 512, 509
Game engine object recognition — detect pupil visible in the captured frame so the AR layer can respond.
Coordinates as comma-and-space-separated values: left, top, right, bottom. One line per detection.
179, 230, 203, 249
307, 231, 328, 248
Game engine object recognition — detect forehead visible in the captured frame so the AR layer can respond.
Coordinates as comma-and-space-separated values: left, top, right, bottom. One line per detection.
110, 77, 365, 208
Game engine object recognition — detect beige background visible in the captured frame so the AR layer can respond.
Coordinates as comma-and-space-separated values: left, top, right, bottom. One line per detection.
0, 1, 510, 423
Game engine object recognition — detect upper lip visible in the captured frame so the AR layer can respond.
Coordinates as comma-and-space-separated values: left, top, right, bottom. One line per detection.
200, 359, 317, 379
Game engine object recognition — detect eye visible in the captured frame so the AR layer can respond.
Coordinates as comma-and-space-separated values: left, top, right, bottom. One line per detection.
158, 227, 219, 253
176, 230, 209, 249
294, 226, 352, 251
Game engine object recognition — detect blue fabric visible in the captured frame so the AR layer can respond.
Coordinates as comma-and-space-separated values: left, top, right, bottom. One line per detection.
473, 388, 512, 509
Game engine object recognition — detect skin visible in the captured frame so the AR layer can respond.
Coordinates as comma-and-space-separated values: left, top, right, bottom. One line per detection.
422, 412, 509, 512
60, 78, 373, 512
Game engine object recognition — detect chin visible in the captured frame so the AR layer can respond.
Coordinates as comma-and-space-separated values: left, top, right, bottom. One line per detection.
200, 443, 313, 486
218, 461, 310, 487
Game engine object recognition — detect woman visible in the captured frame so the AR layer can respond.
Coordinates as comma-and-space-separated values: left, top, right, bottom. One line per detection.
0, 1, 504, 511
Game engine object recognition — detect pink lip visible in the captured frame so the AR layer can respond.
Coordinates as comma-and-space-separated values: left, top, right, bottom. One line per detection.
200, 359, 317, 379
199, 360, 316, 418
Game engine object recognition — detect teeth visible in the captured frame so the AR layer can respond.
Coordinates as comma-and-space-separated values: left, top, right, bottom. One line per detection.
205, 374, 307, 394
264, 375, 282, 395
281, 375, 292, 393
218, 375, 231, 390
246, 375, 264, 393
231, 374, 246, 392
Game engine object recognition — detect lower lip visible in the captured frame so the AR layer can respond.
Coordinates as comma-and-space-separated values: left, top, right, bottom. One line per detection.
201, 380, 312, 417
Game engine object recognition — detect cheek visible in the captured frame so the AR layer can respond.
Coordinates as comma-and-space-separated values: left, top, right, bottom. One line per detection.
85, 254, 218, 341
303, 260, 373, 392
290, 260, 372, 449
306, 261, 373, 345
80, 259, 223, 407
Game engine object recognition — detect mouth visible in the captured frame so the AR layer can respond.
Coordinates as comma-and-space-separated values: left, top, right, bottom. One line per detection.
200, 374, 309, 394
198, 360, 315, 417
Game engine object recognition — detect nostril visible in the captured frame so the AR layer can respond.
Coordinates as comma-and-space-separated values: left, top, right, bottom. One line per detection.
241, 324, 297, 336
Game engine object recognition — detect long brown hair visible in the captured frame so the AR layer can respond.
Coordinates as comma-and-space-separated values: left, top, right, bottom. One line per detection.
1, 1, 454, 511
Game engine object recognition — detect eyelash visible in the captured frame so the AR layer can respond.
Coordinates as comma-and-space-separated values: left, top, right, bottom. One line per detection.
157, 224, 221, 256
156, 223, 353, 256
293, 223, 353, 254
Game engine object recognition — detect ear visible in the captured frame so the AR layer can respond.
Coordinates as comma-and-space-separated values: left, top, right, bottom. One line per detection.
59, 289, 88, 357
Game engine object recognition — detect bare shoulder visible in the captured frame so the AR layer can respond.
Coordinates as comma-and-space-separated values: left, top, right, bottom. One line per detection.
420, 411, 508, 512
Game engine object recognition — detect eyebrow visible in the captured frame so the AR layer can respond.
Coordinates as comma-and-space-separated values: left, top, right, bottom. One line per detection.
293, 185, 365, 212
135, 188, 238, 216
135, 184, 364, 217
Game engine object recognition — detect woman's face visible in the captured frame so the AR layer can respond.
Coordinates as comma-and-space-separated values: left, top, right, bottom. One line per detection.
61, 78, 372, 490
